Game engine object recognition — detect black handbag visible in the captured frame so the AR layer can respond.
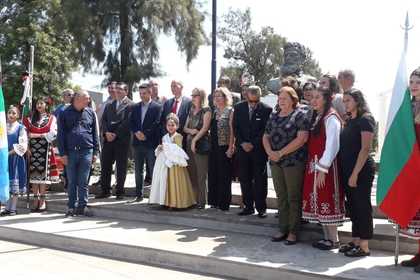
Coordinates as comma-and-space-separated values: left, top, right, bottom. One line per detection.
195, 135, 210, 154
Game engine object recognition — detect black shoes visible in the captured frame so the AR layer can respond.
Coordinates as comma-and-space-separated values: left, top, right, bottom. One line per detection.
130, 196, 143, 203
339, 242, 356, 253
116, 195, 125, 200
65, 209, 74, 217
0, 210, 17, 216
312, 239, 340, 250
344, 246, 370, 257
284, 239, 297, 246
238, 209, 255, 216
75, 207, 94, 217
65, 207, 93, 217
257, 212, 267, 218
271, 233, 287, 242
95, 192, 111, 199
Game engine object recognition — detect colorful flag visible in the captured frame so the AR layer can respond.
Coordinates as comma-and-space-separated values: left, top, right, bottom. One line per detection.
377, 51, 420, 227
0, 85, 9, 203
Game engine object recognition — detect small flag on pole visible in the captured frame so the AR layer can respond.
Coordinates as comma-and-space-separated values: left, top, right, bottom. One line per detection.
20, 72, 31, 118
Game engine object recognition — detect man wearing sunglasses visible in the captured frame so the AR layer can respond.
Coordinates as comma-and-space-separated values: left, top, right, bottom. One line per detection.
233, 85, 272, 218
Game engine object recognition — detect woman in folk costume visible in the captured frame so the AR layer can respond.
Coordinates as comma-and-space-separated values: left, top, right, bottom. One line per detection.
400, 67, 420, 273
149, 113, 196, 209
23, 98, 58, 212
301, 87, 345, 250
0, 106, 27, 216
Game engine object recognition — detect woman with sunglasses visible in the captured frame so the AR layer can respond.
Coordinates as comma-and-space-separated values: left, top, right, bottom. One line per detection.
184, 88, 211, 209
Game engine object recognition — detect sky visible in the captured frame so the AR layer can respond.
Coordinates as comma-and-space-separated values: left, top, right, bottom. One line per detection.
72, 0, 420, 120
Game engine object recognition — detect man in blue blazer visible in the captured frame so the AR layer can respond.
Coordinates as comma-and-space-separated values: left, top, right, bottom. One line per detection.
130, 83, 162, 202
160, 80, 192, 136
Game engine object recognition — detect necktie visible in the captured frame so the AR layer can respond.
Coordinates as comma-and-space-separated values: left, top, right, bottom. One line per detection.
249, 106, 254, 120
171, 99, 179, 114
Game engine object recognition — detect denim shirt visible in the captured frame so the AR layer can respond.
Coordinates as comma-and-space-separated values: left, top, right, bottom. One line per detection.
57, 105, 99, 156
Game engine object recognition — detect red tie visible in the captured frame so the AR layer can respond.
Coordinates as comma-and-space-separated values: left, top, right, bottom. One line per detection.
171, 99, 179, 114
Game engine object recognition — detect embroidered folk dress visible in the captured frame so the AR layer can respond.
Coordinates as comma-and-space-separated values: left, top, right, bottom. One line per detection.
302, 110, 346, 225
149, 133, 196, 208
7, 121, 27, 194
23, 114, 59, 184
400, 100, 420, 239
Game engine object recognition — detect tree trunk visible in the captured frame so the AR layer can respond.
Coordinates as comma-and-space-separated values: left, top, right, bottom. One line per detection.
119, 0, 133, 98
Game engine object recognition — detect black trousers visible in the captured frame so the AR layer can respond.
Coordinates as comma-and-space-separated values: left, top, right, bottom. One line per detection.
343, 163, 375, 240
100, 140, 130, 196
208, 145, 232, 210
237, 148, 268, 213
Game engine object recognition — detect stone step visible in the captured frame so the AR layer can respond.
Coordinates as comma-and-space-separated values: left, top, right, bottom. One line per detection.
49, 173, 386, 220
0, 212, 417, 280
17, 193, 415, 255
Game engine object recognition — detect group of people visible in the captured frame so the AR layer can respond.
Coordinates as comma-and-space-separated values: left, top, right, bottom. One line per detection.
2, 68, 420, 273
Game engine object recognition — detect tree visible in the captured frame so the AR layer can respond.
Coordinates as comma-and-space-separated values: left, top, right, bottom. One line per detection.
62, 0, 207, 97
0, 0, 78, 106
219, 8, 322, 93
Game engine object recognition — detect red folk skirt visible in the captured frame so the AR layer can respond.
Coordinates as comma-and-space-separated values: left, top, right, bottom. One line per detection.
302, 115, 345, 226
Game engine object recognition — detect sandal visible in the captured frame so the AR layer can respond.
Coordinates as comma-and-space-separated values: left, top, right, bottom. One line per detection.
312, 239, 327, 249
339, 242, 356, 253
316, 240, 340, 250
344, 246, 370, 257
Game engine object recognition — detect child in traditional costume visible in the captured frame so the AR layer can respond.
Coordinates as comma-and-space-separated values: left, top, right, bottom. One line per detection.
1, 106, 27, 216
149, 113, 196, 209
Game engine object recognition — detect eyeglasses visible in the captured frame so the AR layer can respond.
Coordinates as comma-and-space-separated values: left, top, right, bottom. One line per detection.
191, 94, 200, 97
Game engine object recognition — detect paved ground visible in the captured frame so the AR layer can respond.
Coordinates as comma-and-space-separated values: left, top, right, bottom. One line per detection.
0, 212, 417, 280
0, 240, 226, 280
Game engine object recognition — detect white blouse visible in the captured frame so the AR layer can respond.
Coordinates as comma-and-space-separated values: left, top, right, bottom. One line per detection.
315, 114, 341, 174
7, 121, 28, 157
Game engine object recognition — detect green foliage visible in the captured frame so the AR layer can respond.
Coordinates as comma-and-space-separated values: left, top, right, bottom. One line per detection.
0, 0, 77, 107
219, 8, 322, 92
62, 0, 207, 96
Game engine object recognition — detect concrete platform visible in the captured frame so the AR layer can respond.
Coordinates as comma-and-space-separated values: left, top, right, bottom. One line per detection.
18, 193, 414, 254
0, 212, 417, 280
0, 240, 225, 280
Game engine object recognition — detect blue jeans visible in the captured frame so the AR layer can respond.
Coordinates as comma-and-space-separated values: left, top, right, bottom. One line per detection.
66, 149, 93, 209
133, 145, 155, 197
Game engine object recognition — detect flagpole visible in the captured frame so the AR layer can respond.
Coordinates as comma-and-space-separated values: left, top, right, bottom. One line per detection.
395, 224, 400, 266
26, 45, 34, 209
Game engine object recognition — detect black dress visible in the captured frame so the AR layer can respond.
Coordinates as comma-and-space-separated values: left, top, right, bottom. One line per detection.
207, 109, 232, 210
339, 114, 376, 240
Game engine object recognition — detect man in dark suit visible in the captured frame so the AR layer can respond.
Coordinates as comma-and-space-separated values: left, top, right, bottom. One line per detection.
96, 82, 134, 200
161, 80, 191, 135
130, 83, 162, 202
233, 85, 272, 218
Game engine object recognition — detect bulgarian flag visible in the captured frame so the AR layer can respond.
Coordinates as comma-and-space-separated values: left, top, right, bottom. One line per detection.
0, 85, 9, 203
20, 73, 32, 118
377, 51, 420, 227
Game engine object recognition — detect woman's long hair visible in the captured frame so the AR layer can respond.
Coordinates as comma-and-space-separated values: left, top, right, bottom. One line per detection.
344, 89, 370, 118
31, 98, 50, 124
312, 87, 333, 135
